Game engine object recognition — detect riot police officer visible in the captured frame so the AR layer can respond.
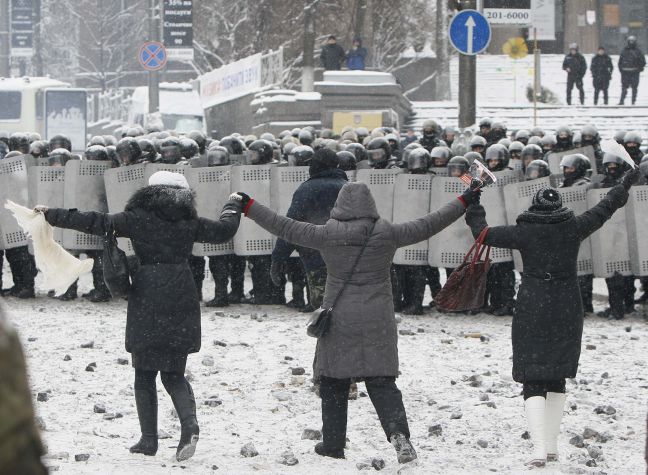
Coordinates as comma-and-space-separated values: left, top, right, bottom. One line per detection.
8, 132, 30, 154
508, 141, 524, 161
520, 144, 544, 173
524, 159, 551, 181
116, 137, 143, 166
623, 131, 643, 165
483, 144, 516, 316
49, 134, 72, 152
488, 122, 508, 146
429, 146, 451, 170
366, 137, 392, 169
419, 119, 442, 151
336, 150, 357, 171
592, 153, 636, 319
541, 134, 557, 157
188, 130, 207, 156
470, 135, 487, 158
159, 137, 183, 164
553, 126, 574, 152
580, 125, 604, 173
514, 129, 530, 146
478, 117, 492, 138
137, 138, 159, 163
180, 138, 200, 161
29, 141, 48, 159
447, 156, 470, 178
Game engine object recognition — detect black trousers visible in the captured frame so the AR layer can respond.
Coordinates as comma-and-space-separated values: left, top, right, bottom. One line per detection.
485, 262, 516, 310
286, 256, 307, 303
620, 72, 640, 104
424, 266, 442, 298
189, 256, 206, 298
248, 255, 284, 304
566, 76, 585, 105
523, 379, 566, 400
593, 78, 609, 105
87, 250, 110, 294
394, 265, 426, 309
320, 376, 410, 451
578, 274, 594, 313
606, 272, 635, 317
0, 246, 37, 291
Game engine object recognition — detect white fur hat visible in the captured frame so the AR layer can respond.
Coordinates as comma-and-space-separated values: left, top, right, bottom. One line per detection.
148, 170, 189, 189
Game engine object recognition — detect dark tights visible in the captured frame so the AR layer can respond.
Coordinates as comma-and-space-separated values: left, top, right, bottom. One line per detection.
523, 379, 566, 400
134, 369, 196, 424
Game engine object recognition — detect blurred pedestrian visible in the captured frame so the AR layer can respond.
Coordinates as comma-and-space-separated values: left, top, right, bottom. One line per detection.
320, 35, 346, 71
562, 43, 587, 105
590, 46, 613, 105
346, 37, 367, 70
618, 36, 646, 105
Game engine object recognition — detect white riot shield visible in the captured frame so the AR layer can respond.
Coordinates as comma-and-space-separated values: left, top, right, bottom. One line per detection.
28, 166, 65, 244
480, 186, 513, 263
625, 185, 648, 276
230, 154, 246, 166
503, 177, 552, 272
186, 166, 234, 257
62, 160, 111, 250
428, 177, 475, 267
510, 159, 523, 172
232, 165, 274, 255
22, 156, 36, 168
104, 164, 147, 255
355, 168, 402, 221
270, 166, 310, 215
0, 155, 30, 249
393, 174, 432, 265
492, 168, 521, 187
429, 168, 449, 177
36, 157, 50, 166
547, 145, 595, 175
189, 156, 208, 168
143, 163, 189, 182
587, 188, 632, 278
560, 187, 593, 276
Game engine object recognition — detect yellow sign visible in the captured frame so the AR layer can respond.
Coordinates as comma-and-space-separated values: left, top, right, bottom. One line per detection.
332, 111, 383, 134
502, 37, 529, 60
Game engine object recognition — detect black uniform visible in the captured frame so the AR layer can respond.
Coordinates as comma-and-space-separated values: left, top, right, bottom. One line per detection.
590, 53, 613, 105
619, 43, 646, 105
563, 52, 587, 105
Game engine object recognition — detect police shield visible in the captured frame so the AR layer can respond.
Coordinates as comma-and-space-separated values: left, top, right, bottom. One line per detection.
560, 187, 593, 276
393, 174, 432, 265
510, 158, 523, 172
428, 177, 474, 268
546, 145, 595, 175
492, 169, 521, 187
189, 156, 208, 168
0, 155, 30, 249
503, 177, 552, 272
429, 167, 449, 177
587, 188, 632, 278
28, 166, 66, 244
187, 166, 234, 257
143, 163, 189, 182
231, 165, 274, 256
230, 154, 246, 166
104, 164, 146, 255
355, 168, 402, 220
270, 166, 310, 215
480, 186, 513, 264
625, 185, 648, 276
62, 160, 111, 250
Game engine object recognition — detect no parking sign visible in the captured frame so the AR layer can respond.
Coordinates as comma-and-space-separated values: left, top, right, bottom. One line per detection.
138, 41, 168, 71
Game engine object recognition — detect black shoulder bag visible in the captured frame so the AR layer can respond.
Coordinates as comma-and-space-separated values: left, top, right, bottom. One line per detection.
103, 219, 131, 299
306, 222, 375, 338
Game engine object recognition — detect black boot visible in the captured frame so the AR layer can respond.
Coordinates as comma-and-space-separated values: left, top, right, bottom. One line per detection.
206, 295, 229, 307
57, 281, 78, 301
130, 389, 158, 456
163, 374, 199, 462
314, 441, 345, 459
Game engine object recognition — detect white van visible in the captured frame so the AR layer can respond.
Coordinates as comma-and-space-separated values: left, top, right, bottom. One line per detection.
128, 82, 204, 134
0, 77, 87, 152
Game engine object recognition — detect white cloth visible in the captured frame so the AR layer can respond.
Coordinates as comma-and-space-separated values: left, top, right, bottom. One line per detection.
148, 170, 189, 189
4, 200, 94, 296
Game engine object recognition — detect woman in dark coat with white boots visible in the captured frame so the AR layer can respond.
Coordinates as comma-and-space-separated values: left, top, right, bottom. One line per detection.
231, 181, 480, 464
38, 171, 242, 462
465, 169, 638, 467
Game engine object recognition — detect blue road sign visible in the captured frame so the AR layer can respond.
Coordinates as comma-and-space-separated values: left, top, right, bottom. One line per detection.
449, 9, 491, 56
139, 41, 168, 71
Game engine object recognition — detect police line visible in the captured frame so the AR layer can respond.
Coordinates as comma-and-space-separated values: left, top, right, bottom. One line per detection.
1, 154, 646, 278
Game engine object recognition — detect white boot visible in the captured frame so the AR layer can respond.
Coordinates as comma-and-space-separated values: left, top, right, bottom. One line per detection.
545, 392, 566, 462
524, 396, 547, 467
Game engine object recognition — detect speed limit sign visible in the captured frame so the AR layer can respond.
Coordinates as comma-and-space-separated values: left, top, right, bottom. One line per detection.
483, 0, 533, 26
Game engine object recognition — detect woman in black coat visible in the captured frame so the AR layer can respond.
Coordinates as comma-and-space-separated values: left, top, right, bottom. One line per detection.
38, 171, 242, 462
465, 170, 637, 468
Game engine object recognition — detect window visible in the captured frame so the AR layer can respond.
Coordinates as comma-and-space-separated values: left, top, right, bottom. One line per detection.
0, 91, 22, 120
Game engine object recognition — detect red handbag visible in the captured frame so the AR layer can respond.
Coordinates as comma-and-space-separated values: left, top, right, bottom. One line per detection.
435, 227, 492, 312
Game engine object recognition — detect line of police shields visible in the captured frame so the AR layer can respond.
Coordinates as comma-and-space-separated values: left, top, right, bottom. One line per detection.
0, 148, 646, 280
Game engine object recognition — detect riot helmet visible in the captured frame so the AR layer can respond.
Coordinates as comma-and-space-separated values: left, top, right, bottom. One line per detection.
366, 137, 391, 168
580, 125, 599, 146
207, 146, 230, 167
336, 150, 357, 171
298, 130, 313, 146
355, 127, 369, 142
421, 119, 440, 139
179, 138, 200, 160
430, 146, 451, 167
289, 145, 314, 167
29, 140, 48, 158
484, 144, 510, 171
602, 153, 626, 180
498, 138, 511, 148
572, 132, 582, 148
9, 132, 29, 153
478, 117, 492, 136
160, 137, 182, 164
219, 136, 245, 155
346, 142, 368, 163
508, 141, 524, 160
407, 148, 431, 174
528, 136, 542, 146
464, 151, 483, 165
520, 144, 544, 171
85, 145, 109, 161
246, 139, 274, 165
447, 156, 470, 178
49, 134, 72, 152
48, 148, 72, 167
555, 126, 573, 149
530, 127, 544, 138
116, 137, 143, 165
88, 135, 106, 147
514, 129, 530, 145
105, 146, 120, 167
188, 130, 207, 154
541, 134, 557, 153
137, 139, 158, 162
28, 132, 41, 143
524, 160, 550, 181
614, 129, 628, 144
623, 131, 643, 158
559, 153, 591, 184
470, 135, 487, 154
490, 122, 507, 142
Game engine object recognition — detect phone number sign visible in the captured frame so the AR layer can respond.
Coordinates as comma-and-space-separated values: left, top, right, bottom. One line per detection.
483, 0, 532, 26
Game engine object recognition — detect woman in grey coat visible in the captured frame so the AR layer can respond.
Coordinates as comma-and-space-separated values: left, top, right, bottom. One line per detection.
232, 181, 479, 463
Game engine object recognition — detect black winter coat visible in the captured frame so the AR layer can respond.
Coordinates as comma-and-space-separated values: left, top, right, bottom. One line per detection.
465, 185, 628, 382
590, 54, 613, 83
45, 185, 241, 371
320, 43, 346, 70
272, 168, 348, 271
563, 53, 587, 79
619, 45, 646, 73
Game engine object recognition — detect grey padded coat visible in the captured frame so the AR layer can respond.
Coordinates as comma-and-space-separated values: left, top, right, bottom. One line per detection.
246, 182, 466, 379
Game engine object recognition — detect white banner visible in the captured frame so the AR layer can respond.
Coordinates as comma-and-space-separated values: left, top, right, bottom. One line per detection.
199, 53, 262, 108
532, 0, 555, 41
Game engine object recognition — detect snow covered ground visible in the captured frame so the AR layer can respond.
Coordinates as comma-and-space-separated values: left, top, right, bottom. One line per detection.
2, 267, 647, 474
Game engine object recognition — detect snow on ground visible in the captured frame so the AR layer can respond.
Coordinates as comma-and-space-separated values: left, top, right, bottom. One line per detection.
2, 267, 647, 474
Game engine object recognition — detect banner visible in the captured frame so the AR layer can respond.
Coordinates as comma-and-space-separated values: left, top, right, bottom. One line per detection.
199, 54, 262, 108
163, 0, 194, 61
10, 0, 33, 57
45, 90, 87, 153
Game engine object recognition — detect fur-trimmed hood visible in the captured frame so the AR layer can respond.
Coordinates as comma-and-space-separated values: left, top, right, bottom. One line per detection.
125, 185, 197, 222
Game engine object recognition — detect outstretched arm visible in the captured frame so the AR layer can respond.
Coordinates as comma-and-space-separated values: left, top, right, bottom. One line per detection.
465, 204, 524, 250
392, 199, 466, 248
44, 208, 133, 238
246, 201, 327, 250
574, 184, 628, 239
195, 200, 241, 243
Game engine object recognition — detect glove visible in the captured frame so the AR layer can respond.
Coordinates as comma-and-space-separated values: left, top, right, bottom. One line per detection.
270, 260, 285, 288
470, 178, 484, 190
229, 192, 251, 207
34, 205, 49, 214
621, 167, 640, 190
460, 187, 482, 207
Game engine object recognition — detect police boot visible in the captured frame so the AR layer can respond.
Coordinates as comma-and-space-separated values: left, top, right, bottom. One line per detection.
14, 287, 35, 299
57, 281, 78, 301
130, 389, 158, 456
206, 287, 229, 308
89, 290, 111, 303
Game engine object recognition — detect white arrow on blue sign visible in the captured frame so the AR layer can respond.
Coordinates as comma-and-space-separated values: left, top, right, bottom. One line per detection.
449, 9, 492, 56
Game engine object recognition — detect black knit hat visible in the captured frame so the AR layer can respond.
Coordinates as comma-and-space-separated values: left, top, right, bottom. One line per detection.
309, 148, 339, 176
531, 187, 563, 212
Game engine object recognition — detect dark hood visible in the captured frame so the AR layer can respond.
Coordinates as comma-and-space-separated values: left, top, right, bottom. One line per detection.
329, 182, 379, 221
308, 168, 348, 182
126, 185, 197, 222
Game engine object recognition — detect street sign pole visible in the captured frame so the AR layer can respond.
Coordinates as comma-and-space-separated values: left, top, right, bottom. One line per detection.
458, 45, 476, 128
0, 1, 9, 77
148, 0, 160, 114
